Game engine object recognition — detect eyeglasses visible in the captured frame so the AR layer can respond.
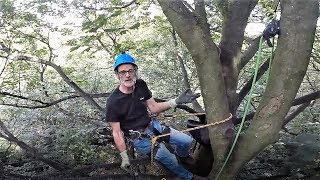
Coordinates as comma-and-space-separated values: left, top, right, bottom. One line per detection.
117, 69, 136, 76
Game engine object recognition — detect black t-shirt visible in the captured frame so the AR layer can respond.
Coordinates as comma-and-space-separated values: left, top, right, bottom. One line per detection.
105, 79, 152, 133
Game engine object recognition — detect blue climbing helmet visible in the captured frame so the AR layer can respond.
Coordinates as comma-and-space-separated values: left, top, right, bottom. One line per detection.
113, 52, 137, 71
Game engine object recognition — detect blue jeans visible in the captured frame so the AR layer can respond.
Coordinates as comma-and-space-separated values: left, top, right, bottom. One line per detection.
132, 120, 193, 180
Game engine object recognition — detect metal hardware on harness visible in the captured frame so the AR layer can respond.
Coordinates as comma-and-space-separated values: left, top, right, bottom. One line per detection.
128, 130, 142, 140
128, 130, 152, 140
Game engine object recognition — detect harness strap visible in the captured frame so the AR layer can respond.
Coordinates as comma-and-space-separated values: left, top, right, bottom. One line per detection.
126, 121, 171, 142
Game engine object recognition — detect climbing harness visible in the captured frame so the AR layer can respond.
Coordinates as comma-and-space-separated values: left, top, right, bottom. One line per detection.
128, 130, 142, 139
150, 113, 233, 164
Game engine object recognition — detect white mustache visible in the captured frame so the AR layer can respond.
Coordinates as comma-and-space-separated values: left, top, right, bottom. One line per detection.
120, 77, 137, 85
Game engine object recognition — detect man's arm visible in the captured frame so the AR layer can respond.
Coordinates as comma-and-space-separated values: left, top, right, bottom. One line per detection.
146, 97, 171, 114
109, 122, 126, 152
109, 122, 131, 170
146, 89, 201, 114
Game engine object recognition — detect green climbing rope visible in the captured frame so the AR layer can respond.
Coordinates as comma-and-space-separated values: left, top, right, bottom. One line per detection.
267, 37, 275, 83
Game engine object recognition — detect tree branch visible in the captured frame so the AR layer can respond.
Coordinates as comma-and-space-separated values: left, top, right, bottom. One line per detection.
282, 101, 312, 128
292, 90, 320, 106
80, 0, 137, 11
0, 91, 46, 104
239, 36, 262, 70
33, 157, 150, 179
0, 120, 69, 171
235, 90, 320, 124
14, 56, 104, 111
219, 0, 258, 66
0, 92, 110, 109
194, 0, 206, 19
0, 54, 10, 76
237, 59, 270, 108
97, 38, 112, 54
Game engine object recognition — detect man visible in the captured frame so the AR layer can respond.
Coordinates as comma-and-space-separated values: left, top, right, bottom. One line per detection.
105, 52, 208, 180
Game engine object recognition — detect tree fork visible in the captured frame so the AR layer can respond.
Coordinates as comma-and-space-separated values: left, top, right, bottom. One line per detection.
222, 1, 319, 179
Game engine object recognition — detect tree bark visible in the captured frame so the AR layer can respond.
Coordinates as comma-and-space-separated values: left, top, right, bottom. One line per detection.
239, 36, 262, 70
156, 0, 234, 176
222, 1, 319, 179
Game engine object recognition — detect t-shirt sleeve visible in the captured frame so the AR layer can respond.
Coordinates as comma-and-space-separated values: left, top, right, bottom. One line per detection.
137, 79, 152, 100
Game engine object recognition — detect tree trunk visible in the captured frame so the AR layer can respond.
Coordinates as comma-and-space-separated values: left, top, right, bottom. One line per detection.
218, 0, 258, 114
221, 0, 319, 179
157, 0, 234, 175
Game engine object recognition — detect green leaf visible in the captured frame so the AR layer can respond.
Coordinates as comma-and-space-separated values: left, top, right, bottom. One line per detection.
83, 36, 95, 45
88, 27, 99, 33
96, 33, 103, 39
82, 20, 93, 31
70, 45, 81, 52
110, 10, 123, 17
120, 30, 128, 35
129, 22, 140, 30
104, 28, 120, 33
82, 47, 91, 52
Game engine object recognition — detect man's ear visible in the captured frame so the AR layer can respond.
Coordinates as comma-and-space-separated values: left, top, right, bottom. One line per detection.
114, 71, 120, 79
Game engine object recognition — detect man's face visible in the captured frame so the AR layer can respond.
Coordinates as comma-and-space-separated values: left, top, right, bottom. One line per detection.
116, 64, 137, 88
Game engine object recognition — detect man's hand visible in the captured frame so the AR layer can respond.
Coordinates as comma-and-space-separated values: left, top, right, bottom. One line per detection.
176, 89, 201, 104
168, 89, 201, 108
120, 150, 130, 170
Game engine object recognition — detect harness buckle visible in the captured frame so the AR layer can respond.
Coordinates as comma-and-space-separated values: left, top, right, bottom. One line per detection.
128, 130, 141, 139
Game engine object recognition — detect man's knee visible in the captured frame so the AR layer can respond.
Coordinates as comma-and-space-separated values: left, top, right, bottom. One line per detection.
185, 135, 193, 144
178, 133, 193, 146
155, 143, 178, 164
170, 128, 193, 144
